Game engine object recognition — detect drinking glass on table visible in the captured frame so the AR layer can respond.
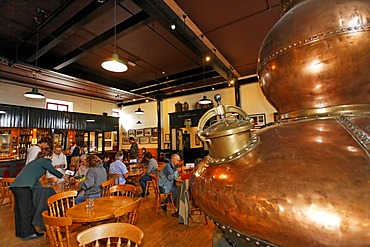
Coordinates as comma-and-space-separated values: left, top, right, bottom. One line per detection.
86, 198, 94, 211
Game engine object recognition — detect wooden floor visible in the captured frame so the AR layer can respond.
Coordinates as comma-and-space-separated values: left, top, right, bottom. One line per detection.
0, 192, 214, 246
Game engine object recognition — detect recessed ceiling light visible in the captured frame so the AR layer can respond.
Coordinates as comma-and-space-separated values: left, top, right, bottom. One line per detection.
205, 56, 211, 62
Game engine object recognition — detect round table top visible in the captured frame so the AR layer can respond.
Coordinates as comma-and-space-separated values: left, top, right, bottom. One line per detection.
66, 196, 133, 223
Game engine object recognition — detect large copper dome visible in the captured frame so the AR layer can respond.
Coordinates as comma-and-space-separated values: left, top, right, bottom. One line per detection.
191, 0, 370, 246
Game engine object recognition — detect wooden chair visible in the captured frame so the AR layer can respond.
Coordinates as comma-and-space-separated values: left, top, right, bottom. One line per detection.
42, 210, 74, 247
144, 180, 154, 196
48, 190, 77, 217
108, 173, 121, 185
101, 179, 116, 197
151, 175, 175, 216
77, 222, 144, 247
127, 164, 144, 186
0, 178, 15, 211
113, 197, 142, 225
109, 184, 136, 198
157, 162, 166, 171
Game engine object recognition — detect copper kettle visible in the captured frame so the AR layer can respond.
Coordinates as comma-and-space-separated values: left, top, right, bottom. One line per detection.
190, 0, 370, 246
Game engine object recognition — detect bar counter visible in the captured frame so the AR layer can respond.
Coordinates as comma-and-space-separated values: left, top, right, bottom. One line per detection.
0, 158, 26, 177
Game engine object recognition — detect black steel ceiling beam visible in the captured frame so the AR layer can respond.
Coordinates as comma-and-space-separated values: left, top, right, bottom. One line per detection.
129, 67, 205, 91
119, 81, 228, 107
133, 69, 218, 95
20, 0, 75, 44
26, 0, 111, 63
130, 66, 215, 92
132, 0, 233, 80
53, 10, 150, 70
59, 63, 135, 90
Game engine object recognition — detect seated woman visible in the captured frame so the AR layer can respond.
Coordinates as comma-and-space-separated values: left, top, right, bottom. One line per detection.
75, 155, 107, 204
75, 154, 88, 177
139, 152, 158, 197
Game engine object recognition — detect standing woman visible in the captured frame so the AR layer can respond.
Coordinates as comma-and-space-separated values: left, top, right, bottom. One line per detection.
10, 149, 65, 240
76, 155, 107, 204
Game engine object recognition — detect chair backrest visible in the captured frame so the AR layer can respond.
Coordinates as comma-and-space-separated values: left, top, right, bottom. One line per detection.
109, 184, 136, 198
113, 197, 142, 225
0, 178, 15, 200
150, 175, 161, 196
48, 190, 77, 217
157, 162, 166, 171
40, 177, 59, 187
108, 173, 121, 184
77, 222, 144, 247
101, 179, 116, 197
42, 210, 74, 247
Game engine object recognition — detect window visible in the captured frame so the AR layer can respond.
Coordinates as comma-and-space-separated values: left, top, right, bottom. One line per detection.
46, 102, 69, 111
45, 99, 73, 112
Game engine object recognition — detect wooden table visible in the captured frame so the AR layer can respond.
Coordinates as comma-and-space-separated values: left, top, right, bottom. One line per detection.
51, 183, 79, 194
67, 196, 133, 223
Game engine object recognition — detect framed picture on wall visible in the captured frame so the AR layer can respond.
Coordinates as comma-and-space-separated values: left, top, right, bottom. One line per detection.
128, 129, 135, 137
151, 128, 158, 137
139, 137, 149, 144
144, 128, 152, 136
122, 137, 130, 145
150, 136, 158, 144
164, 134, 170, 142
104, 141, 111, 147
136, 129, 144, 137
249, 113, 266, 128
104, 132, 111, 139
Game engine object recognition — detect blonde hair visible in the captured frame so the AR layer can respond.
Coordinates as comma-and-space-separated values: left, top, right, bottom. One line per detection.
85, 155, 102, 168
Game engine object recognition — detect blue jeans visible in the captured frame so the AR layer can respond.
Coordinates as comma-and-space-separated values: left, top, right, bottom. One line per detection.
75, 192, 101, 204
139, 174, 152, 193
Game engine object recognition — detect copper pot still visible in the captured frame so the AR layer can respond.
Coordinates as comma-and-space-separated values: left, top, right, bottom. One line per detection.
191, 0, 370, 246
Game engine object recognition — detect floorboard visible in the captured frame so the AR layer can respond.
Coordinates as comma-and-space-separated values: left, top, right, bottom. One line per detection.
0, 191, 214, 246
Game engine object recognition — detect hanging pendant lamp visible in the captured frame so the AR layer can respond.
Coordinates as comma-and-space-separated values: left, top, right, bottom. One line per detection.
134, 107, 144, 114
199, 55, 212, 105
101, 0, 128, 73
24, 88, 45, 99
199, 95, 212, 105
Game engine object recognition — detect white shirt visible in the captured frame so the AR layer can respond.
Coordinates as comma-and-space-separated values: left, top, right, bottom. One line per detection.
26, 145, 41, 164
46, 152, 67, 179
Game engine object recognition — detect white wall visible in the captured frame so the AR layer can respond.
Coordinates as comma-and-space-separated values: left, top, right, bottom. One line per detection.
240, 83, 277, 124
1, 79, 276, 151
119, 101, 158, 150
0, 81, 117, 115
120, 82, 276, 149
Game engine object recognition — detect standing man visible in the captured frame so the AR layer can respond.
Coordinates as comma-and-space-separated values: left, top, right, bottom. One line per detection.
26, 136, 53, 165
158, 153, 181, 216
128, 137, 138, 160
139, 152, 158, 197
46, 144, 67, 182
109, 151, 129, 185
70, 141, 81, 171
10, 149, 66, 240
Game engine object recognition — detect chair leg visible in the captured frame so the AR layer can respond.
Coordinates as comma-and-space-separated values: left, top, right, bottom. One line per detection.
168, 194, 176, 213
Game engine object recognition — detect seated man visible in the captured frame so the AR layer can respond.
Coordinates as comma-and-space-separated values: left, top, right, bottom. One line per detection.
139, 152, 158, 197
158, 153, 181, 217
109, 151, 129, 185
